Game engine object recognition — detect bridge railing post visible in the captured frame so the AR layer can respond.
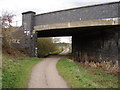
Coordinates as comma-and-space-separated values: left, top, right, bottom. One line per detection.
22, 11, 36, 57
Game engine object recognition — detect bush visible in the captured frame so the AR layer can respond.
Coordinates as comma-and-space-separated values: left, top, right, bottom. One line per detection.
37, 38, 57, 57
2, 27, 28, 56
2, 28, 12, 49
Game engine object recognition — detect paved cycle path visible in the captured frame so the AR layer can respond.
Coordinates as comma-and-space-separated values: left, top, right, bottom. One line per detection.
28, 49, 69, 88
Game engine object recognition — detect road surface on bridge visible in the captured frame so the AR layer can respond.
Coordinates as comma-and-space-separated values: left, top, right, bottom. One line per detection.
28, 48, 69, 88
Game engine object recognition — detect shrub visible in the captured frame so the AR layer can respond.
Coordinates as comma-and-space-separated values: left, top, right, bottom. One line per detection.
2, 28, 12, 49
2, 27, 28, 56
37, 38, 57, 57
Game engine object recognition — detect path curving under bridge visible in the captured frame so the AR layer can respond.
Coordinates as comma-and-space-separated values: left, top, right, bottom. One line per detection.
28, 49, 69, 88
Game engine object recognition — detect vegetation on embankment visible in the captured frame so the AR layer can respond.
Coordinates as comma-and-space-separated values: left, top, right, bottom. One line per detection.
2, 54, 43, 88
50, 46, 64, 55
1, 14, 44, 88
57, 58, 118, 88
37, 38, 57, 57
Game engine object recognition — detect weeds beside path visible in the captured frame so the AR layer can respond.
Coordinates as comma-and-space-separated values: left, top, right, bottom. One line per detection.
57, 58, 118, 88
2, 54, 43, 88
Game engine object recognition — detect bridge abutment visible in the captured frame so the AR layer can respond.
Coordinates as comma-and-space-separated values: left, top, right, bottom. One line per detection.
72, 27, 119, 64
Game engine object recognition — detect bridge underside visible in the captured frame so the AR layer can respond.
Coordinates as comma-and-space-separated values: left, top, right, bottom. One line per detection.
37, 25, 118, 37
37, 25, 119, 64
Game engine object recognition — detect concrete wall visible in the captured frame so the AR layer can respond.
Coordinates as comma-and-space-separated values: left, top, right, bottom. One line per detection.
72, 27, 119, 64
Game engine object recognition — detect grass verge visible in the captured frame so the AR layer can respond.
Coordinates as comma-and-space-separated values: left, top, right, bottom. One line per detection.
57, 58, 118, 88
2, 54, 43, 88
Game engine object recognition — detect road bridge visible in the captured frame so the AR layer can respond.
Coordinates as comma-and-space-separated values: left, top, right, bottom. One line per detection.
12, 1, 120, 63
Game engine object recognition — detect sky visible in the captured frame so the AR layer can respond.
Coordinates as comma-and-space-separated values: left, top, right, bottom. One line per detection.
0, 0, 119, 43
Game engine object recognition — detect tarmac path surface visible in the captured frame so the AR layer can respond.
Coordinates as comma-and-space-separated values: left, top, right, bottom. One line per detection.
28, 49, 69, 88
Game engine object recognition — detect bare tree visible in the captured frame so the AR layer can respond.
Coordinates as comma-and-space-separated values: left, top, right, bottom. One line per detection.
0, 11, 15, 28
1, 11, 15, 49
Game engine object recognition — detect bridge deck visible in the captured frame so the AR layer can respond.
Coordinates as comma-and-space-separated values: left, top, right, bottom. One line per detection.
33, 1, 120, 31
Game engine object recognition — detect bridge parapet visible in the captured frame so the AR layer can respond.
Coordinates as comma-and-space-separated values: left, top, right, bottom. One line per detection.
34, 18, 120, 31
22, 2, 120, 31
33, 1, 120, 31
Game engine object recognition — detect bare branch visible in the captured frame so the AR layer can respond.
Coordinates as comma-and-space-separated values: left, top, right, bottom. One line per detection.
0, 11, 15, 28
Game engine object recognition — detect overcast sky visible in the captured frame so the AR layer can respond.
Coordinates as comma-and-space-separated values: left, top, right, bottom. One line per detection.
0, 0, 119, 42
0, 0, 119, 24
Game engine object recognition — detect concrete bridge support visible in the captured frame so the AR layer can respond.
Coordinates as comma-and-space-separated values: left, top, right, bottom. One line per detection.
22, 11, 37, 56
72, 27, 119, 64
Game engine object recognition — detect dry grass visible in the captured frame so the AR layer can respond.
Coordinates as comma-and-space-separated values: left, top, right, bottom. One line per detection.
81, 61, 119, 76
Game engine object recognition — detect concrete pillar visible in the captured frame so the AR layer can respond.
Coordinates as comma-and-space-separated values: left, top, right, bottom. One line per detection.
22, 11, 35, 32
22, 11, 36, 56
72, 34, 81, 62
